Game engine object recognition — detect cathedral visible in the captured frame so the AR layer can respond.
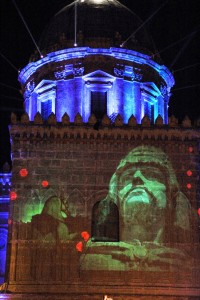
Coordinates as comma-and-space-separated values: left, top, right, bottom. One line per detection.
0, 0, 199, 299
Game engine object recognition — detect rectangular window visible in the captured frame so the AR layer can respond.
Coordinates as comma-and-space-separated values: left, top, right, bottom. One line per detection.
151, 104, 154, 122
144, 101, 154, 123
41, 100, 52, 121
144, 101, 149, 117
91, 91, 107, 120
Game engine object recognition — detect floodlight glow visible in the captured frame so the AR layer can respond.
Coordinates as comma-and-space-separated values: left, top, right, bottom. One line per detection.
81, 231, 90, 241
19, 47, 174, 88
42, 180, 49, 188
76, 241, 83, 252
19, 168, 28, 177
10, 191, 17, 201
198, 208, 200, 217
188, 147, 193, 153
93, 0, 104, 3
187, 170, 193, 177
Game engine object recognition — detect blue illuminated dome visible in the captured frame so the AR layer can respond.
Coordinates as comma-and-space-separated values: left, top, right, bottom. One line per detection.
19, 0, 175, 125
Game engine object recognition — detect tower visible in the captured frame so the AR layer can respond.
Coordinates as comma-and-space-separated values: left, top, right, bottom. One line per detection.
2, 0, 200, 298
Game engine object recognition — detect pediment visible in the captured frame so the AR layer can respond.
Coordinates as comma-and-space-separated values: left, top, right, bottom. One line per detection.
35, 80, 56, 93
141, 82, 161, 97
83, 70, 115, 82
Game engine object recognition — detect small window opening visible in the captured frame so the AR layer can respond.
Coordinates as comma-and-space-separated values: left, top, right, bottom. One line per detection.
41, 100, 52, 121
91, 200, 119, 242
91, 91, 107, 120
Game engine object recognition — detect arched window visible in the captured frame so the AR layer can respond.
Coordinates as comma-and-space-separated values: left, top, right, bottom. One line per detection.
91, 200, 119, 242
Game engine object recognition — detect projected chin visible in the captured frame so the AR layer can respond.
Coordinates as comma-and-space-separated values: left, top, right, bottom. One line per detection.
116, 163, 168, 242
119, 167, 167, 208
126, 188, 151, 205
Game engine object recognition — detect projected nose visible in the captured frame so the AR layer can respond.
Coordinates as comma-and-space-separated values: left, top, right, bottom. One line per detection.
132, 170, 146, 185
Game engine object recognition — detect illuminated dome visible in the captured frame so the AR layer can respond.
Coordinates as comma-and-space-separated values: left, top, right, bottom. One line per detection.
19, 0, 175, 126
39, 0, 156, 55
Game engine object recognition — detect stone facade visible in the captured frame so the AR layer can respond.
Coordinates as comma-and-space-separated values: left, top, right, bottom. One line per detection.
4, 116, 200, 298
2, 1, 200, 298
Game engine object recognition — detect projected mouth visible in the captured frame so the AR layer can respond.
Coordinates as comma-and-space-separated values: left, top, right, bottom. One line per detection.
126, 187, 151, 204
132, 187, 146, 194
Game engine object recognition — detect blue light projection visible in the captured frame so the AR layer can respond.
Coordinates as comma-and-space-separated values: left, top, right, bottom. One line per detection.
19, 47, 174, 87
0, 173, 11, 284
0, 295, 9, 299
19, 47, 175, 124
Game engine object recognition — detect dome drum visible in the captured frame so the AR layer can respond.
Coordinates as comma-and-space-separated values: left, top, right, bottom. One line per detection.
19, 47, 174, 125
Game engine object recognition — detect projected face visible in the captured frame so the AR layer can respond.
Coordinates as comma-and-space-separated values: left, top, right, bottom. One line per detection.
118, 165, 167, 208
81, 146, 192, 271
106, 146, 182, 244
117, 164, 167, 243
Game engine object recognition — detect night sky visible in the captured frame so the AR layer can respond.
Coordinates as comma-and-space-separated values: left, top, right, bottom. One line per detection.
0, 0, 200, 169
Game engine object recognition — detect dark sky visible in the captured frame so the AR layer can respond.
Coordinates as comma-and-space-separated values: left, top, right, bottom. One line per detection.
0, 0, 200, 169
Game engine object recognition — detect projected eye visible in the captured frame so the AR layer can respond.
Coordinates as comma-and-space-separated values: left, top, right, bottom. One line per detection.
119, 174, 132, 186
140, 167, 165, 184
118, 165, 166, 189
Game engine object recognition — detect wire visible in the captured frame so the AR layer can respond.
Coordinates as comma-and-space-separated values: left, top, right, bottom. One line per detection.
1, 95, 23, 101
152, 26, 200, 57
0, 107, 24, 112
12, 0, 43, 58
0, 52, 18, 71
121, 0, 169, 47
0, 82, 19, 92
74, 0, 78, 46
173, 63, 200, 73
172, 84, 200, 92
170, 31, 196, 68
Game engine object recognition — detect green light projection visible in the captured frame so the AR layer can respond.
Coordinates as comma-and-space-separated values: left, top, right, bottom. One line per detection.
12, 145, 193, 272
81, 146, 192, 271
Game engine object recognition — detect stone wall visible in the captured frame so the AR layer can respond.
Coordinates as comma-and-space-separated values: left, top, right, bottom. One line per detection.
5, 122, 200, 297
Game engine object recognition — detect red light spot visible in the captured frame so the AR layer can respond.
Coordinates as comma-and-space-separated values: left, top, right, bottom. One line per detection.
19, 168, 28, 177
42, 180, 49, 188
187, 170, 193, 177
187, 183, 192, 190
81, 231, 90, 242
8, 219, 12, 225
10, 191, 17, 201
198, 208, 200, 217
188, 147, 193, 153
76, 241, 83, 252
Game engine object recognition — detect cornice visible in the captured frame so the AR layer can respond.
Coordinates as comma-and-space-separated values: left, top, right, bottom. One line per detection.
9, 121, 200, 143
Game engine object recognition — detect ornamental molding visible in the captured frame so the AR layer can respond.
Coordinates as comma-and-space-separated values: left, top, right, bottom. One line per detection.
54, 63, 84, 80
24, 81, 35, 100
10, 115, 200, 142
19, 47, 175, 88
114, 64, 143, 81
